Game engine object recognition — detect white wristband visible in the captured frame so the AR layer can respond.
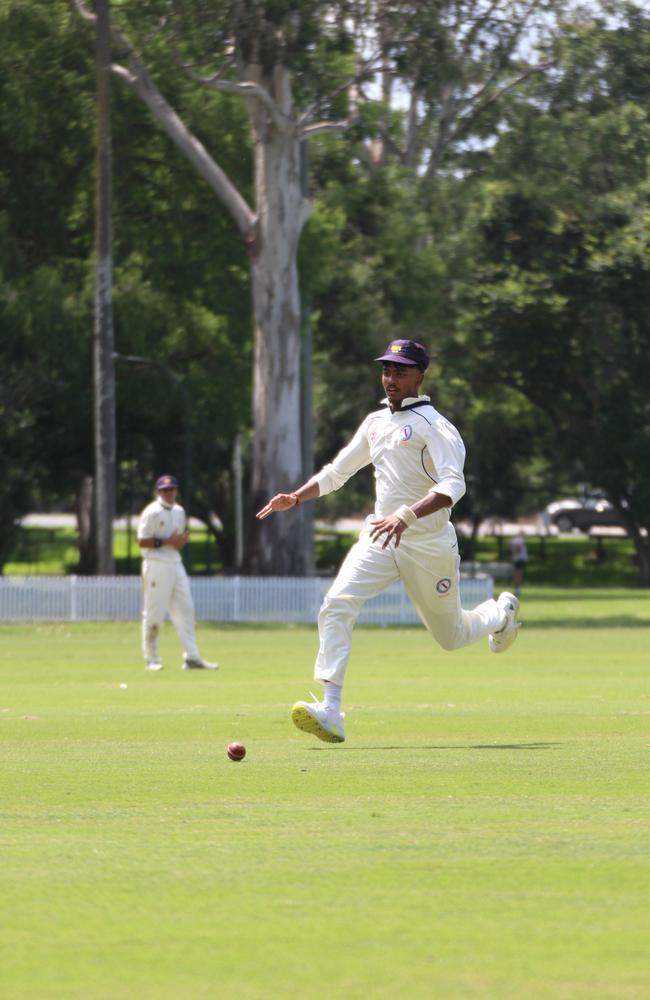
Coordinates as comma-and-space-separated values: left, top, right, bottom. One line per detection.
394, 504, 417, 527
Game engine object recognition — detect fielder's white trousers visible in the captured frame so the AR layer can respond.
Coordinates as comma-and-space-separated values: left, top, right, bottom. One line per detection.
141, 559, 200, 662
314, 522, 504, 687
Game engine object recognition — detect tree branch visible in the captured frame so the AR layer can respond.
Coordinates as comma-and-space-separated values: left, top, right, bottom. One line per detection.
302, 117, 359, 139
451, 60, 555, 140
71, 0, 258, 247
167, 35, 293, 135
298, 49, 382, 130
71, 0, 94, 23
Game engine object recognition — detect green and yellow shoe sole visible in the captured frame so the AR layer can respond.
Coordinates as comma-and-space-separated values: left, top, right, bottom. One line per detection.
291, 703, 344, 744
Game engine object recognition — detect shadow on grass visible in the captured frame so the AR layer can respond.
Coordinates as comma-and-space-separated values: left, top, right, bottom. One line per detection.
525, 616, 650, 628
523, 591, 649, 603
310, 742, 561, 752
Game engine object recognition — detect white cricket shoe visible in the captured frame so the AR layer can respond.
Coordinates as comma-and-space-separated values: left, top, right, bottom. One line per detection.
291, 698, 345, 744
489, 592, 521, 653
145, 659, 164, 671
182, 656, 219, 671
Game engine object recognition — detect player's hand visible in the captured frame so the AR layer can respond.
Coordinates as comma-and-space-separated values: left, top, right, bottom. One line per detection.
369, 515, 407, 549
169, 530, 189, 549
256, 493, 298, 520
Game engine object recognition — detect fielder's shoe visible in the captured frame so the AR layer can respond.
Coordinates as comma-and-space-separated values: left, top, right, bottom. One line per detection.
145, 659, 164, 671
182, 655, 219, 671
291, 698, 345, 744
489, 591, 521, 653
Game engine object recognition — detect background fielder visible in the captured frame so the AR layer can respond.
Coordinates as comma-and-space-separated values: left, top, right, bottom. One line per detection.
257, 338, 520, 743
137, 474, 217, 672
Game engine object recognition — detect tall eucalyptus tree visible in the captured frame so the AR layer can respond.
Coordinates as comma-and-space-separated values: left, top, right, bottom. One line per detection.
72, 1, 561, 572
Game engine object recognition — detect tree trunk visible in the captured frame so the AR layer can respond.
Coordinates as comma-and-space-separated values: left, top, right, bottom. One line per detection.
248, 71, 310, 575
76, 474, 96, 574
75, 15, 313, 574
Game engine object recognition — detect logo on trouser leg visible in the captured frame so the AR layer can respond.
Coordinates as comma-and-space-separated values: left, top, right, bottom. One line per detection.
436, 577, 452, 594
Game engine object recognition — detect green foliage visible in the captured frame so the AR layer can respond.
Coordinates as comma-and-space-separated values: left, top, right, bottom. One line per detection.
4, 525, 222, 577
0, 0, 253, 569
4, 0, 650, 587
469, 534, 642, 589
4, 525, 641, 590
301, 142, 457, 518
448, 9, 650, 581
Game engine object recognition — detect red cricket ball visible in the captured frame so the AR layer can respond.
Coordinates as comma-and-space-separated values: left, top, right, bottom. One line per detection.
227, 741, 246, 762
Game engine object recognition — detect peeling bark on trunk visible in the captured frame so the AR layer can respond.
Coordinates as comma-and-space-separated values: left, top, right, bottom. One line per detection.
73, 8, 315, 574
248, 69, 310, 575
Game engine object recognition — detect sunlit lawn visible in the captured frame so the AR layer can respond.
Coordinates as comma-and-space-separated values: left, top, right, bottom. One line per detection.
1, 589, 649, 998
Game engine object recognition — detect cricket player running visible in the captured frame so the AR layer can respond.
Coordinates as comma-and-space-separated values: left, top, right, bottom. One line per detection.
256, 339, 519, 743
138, 474, 218, 672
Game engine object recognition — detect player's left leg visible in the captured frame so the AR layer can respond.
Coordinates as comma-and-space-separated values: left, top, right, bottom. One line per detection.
168, 566, 218, 670
397, 525, 518, 652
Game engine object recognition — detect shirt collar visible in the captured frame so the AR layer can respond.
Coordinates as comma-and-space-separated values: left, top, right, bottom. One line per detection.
380, 394, 431, 409
159, 498, 174, 510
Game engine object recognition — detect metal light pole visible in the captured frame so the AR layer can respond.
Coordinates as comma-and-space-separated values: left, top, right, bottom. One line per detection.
94, 0, 116, 574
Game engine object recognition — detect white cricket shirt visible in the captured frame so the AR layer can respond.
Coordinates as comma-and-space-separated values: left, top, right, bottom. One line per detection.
137, 499, 187, 563
313, 395, 466, 536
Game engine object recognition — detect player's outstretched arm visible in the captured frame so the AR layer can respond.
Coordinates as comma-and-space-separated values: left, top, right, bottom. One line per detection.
256, 481, 320, 520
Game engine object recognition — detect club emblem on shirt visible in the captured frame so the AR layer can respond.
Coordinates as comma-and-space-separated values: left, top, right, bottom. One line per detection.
400, 425, 413, 442
436, 577, 452, 594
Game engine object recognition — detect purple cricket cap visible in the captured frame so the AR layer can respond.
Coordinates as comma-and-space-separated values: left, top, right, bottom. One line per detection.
375, 338, 430, 369
155, 474, 179, 490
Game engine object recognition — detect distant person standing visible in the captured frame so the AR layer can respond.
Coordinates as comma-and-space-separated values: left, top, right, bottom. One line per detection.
510, 532, 529, 596
137, 474, 218, 672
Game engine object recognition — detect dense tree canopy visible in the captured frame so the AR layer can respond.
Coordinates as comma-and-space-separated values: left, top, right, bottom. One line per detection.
452, 6, 650, 581
0, 0, 252, 567
1, 0, 649, 584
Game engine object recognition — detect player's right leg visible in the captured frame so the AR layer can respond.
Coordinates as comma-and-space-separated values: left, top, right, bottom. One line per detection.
141, 561, 174, 670
292, 533, 399, 744
397, 526, 517, 652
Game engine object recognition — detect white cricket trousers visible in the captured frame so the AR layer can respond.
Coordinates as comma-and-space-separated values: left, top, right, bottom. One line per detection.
141, 559, 200, 662
314, 521, 504, 687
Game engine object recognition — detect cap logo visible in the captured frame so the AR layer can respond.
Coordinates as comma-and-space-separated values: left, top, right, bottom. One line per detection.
390, 345, 402, 353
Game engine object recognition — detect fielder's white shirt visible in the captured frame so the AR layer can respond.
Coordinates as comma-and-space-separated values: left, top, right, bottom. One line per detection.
313, 395, 466, 536
137, 499, 187, 564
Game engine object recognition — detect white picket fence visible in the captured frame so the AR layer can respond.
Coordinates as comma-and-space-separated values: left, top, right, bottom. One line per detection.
0, 574, 493, 625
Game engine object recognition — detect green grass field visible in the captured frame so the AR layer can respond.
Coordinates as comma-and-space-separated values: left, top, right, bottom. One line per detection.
1, 589, 649, 999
